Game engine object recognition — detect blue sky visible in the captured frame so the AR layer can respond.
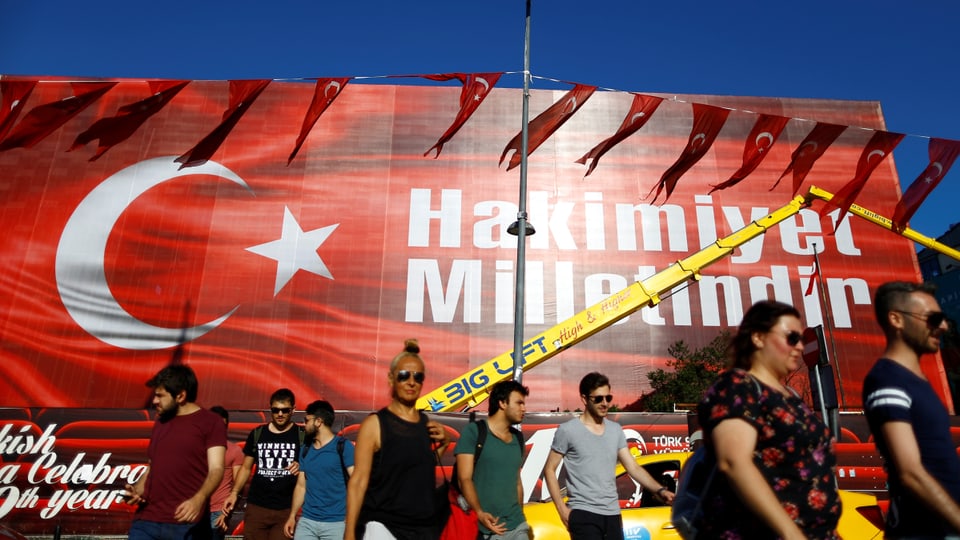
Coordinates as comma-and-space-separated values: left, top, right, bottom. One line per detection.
3, 0, 960, 239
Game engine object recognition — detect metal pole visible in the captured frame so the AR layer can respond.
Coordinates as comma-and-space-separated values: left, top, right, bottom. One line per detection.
512, 0, 532, 384
813, 243, 846, 408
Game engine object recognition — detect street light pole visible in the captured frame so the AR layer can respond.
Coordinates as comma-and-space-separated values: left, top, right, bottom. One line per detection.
510, 0, 533, 384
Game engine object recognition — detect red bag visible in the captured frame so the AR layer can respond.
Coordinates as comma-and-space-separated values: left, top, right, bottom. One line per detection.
439, 483, 479, 540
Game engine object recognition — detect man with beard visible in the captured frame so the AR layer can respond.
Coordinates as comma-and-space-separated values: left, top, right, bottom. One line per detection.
543, 372, 674, 540
864, 282, 960, 537
225, 388, 303, 540
455, 380, 529, 540
125, 365, 227, 540
284, 400, 354, 540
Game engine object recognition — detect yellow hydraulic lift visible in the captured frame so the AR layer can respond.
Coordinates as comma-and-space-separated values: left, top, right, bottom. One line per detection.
417, 186, 960, 413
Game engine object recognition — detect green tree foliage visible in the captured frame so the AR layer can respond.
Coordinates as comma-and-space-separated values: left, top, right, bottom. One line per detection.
643, 331, 731, 412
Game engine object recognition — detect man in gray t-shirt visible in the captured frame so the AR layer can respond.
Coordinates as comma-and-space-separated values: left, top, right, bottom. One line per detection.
543, 372, 675, 540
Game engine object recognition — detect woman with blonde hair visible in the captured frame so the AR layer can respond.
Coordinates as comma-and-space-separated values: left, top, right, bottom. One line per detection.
697, 300, 840, 539
345, 339, 449, 540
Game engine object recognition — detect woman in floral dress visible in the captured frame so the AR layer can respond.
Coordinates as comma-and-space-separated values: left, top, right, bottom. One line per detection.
697, 300, 840, 540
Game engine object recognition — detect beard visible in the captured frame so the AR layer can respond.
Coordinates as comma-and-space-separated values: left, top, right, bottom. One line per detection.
157, 401, 179, 422
905, 328, 940, 355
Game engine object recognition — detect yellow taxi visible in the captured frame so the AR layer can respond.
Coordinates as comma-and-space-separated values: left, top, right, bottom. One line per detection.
523, 451, 884, 540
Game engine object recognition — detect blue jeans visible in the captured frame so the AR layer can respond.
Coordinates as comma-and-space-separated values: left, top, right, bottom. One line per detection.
293, 516, 345, 540
129, 519, 210, 540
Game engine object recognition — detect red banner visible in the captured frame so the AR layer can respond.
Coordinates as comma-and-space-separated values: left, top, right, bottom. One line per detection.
0, 81, 931, 414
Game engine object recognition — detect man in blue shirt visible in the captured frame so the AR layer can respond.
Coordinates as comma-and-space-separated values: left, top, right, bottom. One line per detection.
284, 400, 354, 540
863, 281, 960, 538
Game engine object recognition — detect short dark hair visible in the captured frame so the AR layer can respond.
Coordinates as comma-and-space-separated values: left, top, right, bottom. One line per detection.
270, 388, 295, 406
488, 380, 529, 415
579, 372, 610, 397
210, 405, 229, 424
731, 300, 801, 370
305, 400, 335, 426
146, 365, 198, 402
874, 281, 937, 333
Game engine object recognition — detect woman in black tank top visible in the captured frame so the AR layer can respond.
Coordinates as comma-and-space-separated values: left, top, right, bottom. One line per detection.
344, 339, 450, 540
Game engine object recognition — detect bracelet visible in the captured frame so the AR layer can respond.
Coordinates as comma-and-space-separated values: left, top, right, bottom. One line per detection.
656, 486, 668, 496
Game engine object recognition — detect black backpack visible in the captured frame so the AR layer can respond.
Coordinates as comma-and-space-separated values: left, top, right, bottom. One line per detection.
300, 436, 350, 486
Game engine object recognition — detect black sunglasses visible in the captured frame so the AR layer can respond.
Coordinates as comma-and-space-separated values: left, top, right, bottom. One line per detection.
271, 407, 292, 415
784, 331, 803, 347
895, 310, 947, 329
587, 394, 613, 404
396, 370, 425, 384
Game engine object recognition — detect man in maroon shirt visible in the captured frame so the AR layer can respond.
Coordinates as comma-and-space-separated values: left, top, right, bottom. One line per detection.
124, 365, 227, 540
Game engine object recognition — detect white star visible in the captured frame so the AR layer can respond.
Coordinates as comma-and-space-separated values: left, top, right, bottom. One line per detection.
246, 206, 339, 296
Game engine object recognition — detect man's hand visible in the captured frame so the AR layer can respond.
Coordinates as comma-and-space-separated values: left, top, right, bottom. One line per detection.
477, 511, 507, 535
656, 487, 675, 505
123, 483, 146, 506
222, 492, 238, 514
283, 515, 297, 538
214, 512, 228, 532
173, 494, 205, 523
557, 502, 571, 528
286, 461, 300, 475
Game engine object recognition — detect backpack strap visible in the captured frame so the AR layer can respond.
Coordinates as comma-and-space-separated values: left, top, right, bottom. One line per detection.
337, 437, 349, 486
473, 419, 488, 464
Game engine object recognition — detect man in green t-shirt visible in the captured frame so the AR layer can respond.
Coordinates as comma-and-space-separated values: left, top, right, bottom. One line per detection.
454, 380, 529, 540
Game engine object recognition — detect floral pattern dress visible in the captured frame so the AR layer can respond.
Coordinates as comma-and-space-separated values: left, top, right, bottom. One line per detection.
696, 368, 841, 540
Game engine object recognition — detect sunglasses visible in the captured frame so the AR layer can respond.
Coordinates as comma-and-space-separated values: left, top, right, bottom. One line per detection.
270, 407, 292, 415
895, 310, 947, 329
783, 331, 803, 347
396, 370, 425, 384
587, 394, 613, 404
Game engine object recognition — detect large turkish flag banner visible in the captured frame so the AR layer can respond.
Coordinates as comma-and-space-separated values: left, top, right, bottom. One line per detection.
0, 80, 928, 411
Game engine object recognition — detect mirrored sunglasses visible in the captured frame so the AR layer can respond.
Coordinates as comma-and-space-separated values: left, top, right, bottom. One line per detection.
396, 370, 425, 384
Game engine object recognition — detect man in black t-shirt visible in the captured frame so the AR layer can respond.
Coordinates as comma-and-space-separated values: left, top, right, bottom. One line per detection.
863, 282, 960, 537
223, 388, 303, 540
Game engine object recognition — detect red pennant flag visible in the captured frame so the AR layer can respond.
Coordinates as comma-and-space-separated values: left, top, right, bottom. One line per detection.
0, 80, 37, 141
892, 138, 960, 232
709, 114, 790, 193
70, 80, 189, 161
804, 257, 820, 296
500, 83, 597, 171
823, 130, 904, 223
288, 77, 351, 164
576, 93, 663, 176
0, 81, 116, 151
770, 122, 846, 194
424, 72, 502, 158
647, 103, 730, 203
176, 79, 271, 169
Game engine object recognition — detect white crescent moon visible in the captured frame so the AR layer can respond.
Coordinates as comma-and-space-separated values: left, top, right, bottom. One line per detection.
799, 141, 818, 156
630, 112, 646, 124
56, 156, 252, 350
324, 81, 341, 98
755, 131, 774, 150
930, 161, 944, 178
866, 149, 886, 163
563, 97, 577, 115
691, 133, 707, 150
476, 77, 490, 93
